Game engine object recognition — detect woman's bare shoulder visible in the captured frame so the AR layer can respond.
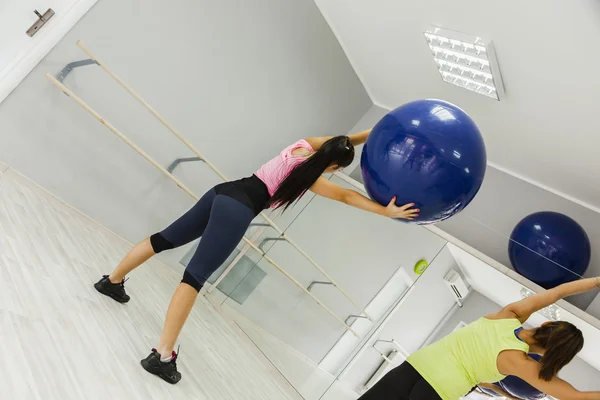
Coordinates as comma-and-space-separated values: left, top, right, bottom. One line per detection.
484, 308, 520, 321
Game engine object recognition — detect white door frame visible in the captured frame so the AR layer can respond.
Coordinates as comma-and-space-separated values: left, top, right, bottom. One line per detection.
0, 0, 98, 105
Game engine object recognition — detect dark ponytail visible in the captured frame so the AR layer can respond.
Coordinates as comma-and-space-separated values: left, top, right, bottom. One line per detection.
534, 321, 584, 381
268, 136, 355, 210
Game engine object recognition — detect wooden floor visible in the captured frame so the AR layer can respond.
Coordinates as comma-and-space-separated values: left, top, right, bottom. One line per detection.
0, 165, 302, 400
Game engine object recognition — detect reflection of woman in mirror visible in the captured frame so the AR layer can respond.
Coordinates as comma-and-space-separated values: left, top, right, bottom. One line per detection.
93, 131, 418, 384
360, 277, 600, 400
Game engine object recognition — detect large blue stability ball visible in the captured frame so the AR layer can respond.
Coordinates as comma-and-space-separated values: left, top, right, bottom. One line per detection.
361, 99, 486, 225
508, 212, 591, 289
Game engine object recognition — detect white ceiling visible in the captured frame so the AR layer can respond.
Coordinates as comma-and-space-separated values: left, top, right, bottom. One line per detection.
315, 0, 600, 211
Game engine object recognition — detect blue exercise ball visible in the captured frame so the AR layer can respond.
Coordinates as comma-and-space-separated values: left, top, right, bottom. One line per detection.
479, 354, 546, 399
497, 354, 546, 399
360, 99, 486, 225
508, 212, 591, 289
478, 386, 502, 397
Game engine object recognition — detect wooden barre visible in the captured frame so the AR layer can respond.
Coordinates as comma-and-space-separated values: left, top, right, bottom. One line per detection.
75, 40, 372, 321
45, 72, 360, 337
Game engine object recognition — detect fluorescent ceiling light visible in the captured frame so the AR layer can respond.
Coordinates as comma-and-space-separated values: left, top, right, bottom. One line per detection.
424, 27, 504, 100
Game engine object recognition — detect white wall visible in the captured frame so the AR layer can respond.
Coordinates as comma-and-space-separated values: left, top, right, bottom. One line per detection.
338, 245, 458, 392
347, 104, 600, 311
440, 166, 600, 310
560, 356, 600, 392
0, 0, 97, 103
343, 105, 386, 174
345, 105, 386, 185
0, 0, 371, 268
430, 291, 499, 343
587, 295, 600, 318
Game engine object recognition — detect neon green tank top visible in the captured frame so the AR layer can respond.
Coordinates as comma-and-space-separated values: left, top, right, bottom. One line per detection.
408, 318, 529, 400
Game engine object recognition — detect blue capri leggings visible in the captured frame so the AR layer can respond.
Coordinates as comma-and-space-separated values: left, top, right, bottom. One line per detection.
150, 188, 255, 291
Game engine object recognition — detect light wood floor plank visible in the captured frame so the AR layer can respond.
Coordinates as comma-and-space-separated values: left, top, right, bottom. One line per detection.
0, 168, 302, 400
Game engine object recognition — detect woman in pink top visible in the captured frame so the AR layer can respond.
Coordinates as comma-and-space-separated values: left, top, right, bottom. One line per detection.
94, 132, 418, 384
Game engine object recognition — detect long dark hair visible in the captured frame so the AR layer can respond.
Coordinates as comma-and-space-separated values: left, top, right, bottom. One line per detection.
534, 321, 584, 381
268, 136, 355, 210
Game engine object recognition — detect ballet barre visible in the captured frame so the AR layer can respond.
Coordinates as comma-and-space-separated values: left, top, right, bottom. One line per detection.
73, 41, 372, 322
45, 52, 370, 336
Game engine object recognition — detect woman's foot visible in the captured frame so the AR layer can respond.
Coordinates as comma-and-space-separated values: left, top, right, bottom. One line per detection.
141, 349, 182, 384
94, 275, 130, 303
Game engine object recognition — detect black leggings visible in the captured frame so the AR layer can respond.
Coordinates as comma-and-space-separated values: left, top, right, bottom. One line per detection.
358, 362, 442, 400
150, 188, 255, 291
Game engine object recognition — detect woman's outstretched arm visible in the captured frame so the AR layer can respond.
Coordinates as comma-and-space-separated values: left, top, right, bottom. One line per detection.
511, 356, 600, 400
493, 277, 600, 323
305, 130, 371, 150
347, 129, 371, 146
309, 176, 418, 219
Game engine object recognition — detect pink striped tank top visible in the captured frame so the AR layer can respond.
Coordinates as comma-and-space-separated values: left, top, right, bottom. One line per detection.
255, 139, 314, 200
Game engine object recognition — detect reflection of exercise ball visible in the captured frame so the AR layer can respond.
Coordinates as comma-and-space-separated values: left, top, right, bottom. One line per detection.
479, 354, 546, 399
478, 385, 502, 397
361, 99, 486, 225
498, 354, 546, 399
508, 212, 591, 289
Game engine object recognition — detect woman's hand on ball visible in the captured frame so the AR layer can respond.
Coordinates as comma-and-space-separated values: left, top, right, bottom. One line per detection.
386, 197, 419, 220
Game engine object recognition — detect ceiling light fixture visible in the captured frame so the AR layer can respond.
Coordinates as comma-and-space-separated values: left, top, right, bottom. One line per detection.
424, 27, 504, 100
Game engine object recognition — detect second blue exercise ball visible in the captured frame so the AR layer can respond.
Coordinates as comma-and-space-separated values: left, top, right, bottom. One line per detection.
508, 212, 591, 289
361, 99, 486, 225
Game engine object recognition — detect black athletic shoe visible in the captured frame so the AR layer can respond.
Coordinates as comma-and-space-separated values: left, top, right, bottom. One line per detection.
94, 275, 130, 303
141, 349, 182, 384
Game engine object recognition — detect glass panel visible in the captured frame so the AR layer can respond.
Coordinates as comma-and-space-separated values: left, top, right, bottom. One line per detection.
219, 174, 448, 398
325, 166, 600, 399
173, 161, 600, 398
347, 163, 600, 315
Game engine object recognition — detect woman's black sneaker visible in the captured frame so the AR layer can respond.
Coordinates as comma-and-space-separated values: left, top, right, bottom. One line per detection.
141, 349, 182, 384
94, 275, 130, 303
